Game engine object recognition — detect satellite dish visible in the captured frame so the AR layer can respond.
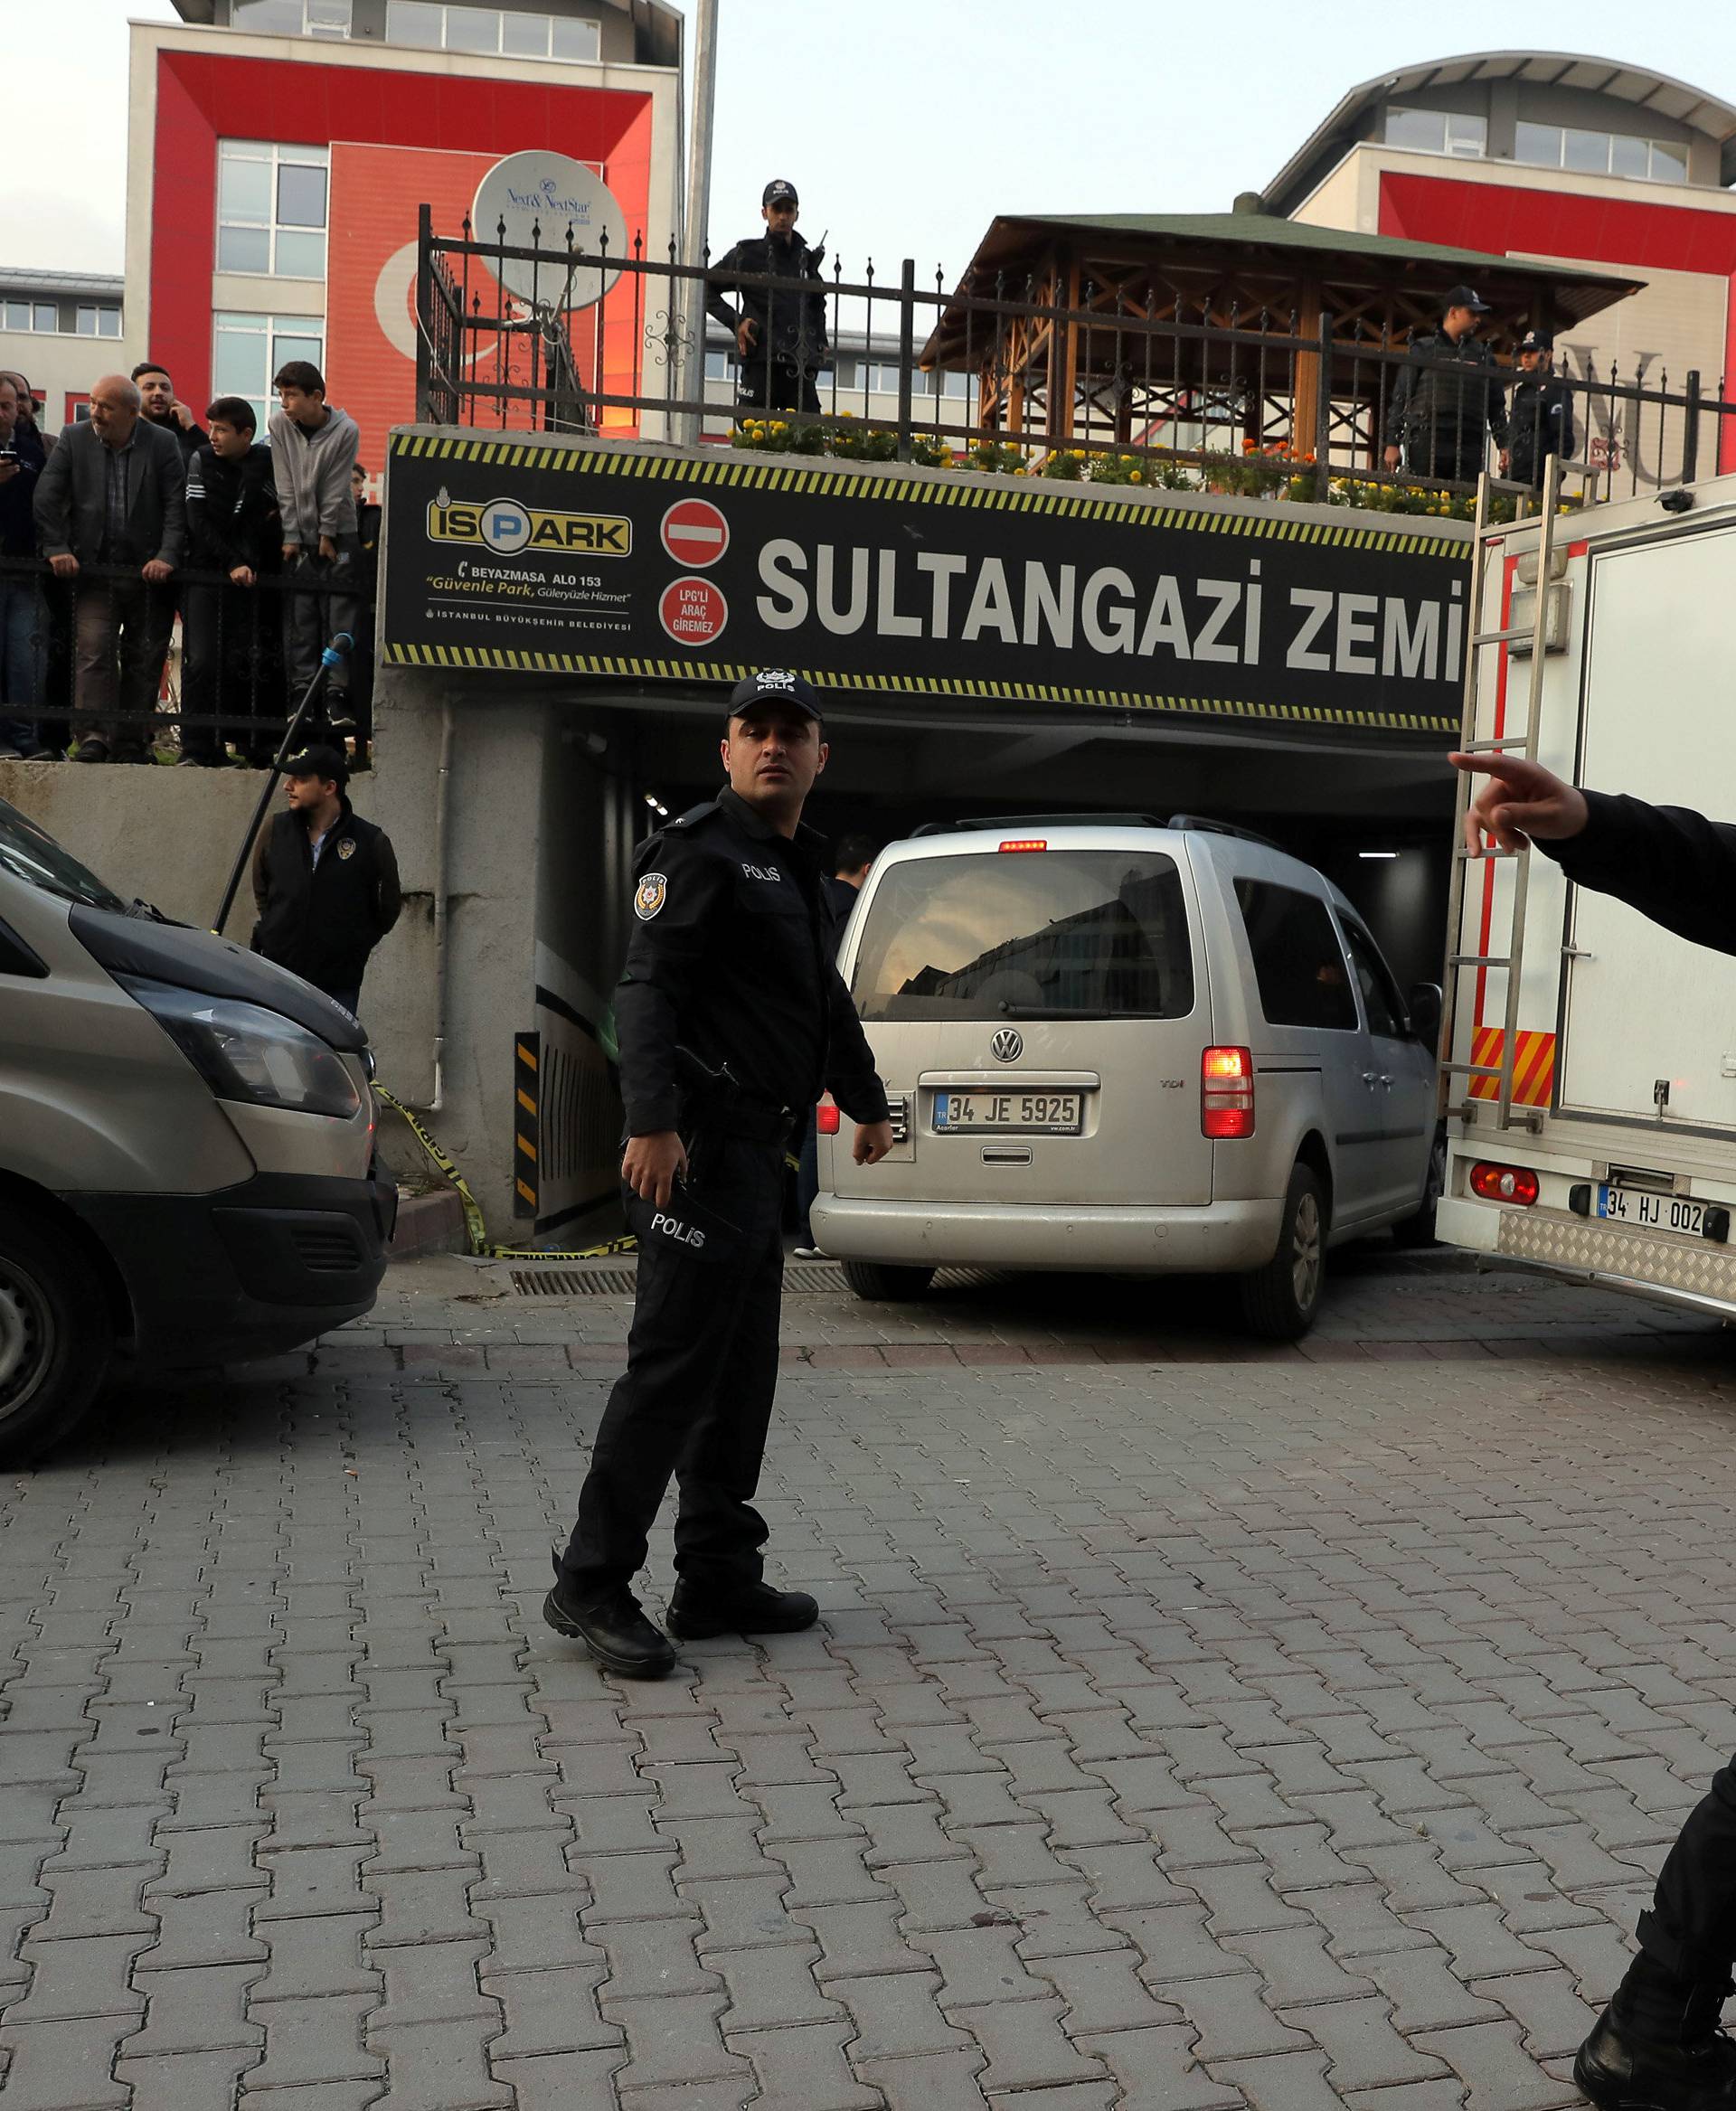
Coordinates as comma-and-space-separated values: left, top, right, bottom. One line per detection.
471, 151, 627, 311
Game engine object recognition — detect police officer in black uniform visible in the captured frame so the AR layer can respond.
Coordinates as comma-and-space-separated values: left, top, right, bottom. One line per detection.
706, 179, 829, 417
1457, 742, 1736, 2111
1507, 329, 1576, 491
545, 671, 893, 1678
1383, 284, 1511, 485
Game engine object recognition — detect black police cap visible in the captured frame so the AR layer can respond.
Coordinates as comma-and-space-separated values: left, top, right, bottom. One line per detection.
728, 669, 821, 721
1444, 283, 1492, 315
1519, 328, 1555, 353
762, 179, 798, 207
282, 742, 349, 786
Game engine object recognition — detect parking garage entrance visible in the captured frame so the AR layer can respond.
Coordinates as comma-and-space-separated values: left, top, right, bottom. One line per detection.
376, 429, 1468, 1239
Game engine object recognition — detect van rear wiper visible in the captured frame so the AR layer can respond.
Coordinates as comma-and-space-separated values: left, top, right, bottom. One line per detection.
995, 1004, 1171, 1020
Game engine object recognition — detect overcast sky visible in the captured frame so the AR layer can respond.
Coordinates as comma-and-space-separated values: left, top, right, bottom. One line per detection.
11, 0, 1733, 280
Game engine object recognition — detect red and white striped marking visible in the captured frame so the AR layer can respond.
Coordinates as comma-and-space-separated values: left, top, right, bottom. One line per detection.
660, 497, 730, 570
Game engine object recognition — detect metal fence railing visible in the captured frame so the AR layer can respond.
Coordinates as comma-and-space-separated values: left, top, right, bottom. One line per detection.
0, 557, 377, 768
415, 208, 1735, 514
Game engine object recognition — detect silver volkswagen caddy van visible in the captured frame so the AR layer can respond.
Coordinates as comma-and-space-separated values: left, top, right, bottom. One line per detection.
814, 815, 1440, 1337
0, 795, 392, 1460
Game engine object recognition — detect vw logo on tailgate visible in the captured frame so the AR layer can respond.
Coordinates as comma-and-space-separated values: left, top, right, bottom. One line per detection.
991, 1028, 1024, 1063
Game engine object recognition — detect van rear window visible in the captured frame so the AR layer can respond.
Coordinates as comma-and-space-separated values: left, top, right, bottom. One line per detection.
850, 850, 1194, 1022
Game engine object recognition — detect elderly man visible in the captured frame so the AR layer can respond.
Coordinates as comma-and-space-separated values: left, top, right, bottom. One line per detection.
33, 373, 185, 764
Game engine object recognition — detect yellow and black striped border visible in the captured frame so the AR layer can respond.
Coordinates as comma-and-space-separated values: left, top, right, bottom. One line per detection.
389, 429, 1464, 558
382, 641, 1455, 734
513, 1032, 539, 1219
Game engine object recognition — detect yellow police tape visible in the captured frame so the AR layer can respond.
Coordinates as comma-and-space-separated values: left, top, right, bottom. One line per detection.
373, 1085, 639, 1262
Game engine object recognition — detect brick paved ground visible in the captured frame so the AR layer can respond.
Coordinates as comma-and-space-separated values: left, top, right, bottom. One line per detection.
4, 1248, 1735, 2109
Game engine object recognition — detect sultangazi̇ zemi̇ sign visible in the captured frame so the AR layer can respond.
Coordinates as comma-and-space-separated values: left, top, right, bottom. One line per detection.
382, 429, 1469, 735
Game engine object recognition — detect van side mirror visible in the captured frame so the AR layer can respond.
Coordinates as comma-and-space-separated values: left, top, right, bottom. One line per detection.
1408, 981, 1443, 1047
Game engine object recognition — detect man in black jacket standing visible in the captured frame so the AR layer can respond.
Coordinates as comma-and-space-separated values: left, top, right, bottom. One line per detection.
134, 363, 209, 470
183, 396, 286, 766
1457, 744, 1736, 2111
545, 670, 893, 1678
707, 180, 829, 417
251, 742, 401, 1019
1384, 285, 1511, 485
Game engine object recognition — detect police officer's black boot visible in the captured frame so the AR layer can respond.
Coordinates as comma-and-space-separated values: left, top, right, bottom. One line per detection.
665, 1579, 818, 1639
1575, 1954, 1736, 2108
542, 1556, 675, 1679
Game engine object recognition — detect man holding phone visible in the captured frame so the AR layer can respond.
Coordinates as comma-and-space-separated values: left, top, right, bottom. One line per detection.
1457, 744, 1736, 2110
544, 670, 892, 1678
706, 180, 830, 417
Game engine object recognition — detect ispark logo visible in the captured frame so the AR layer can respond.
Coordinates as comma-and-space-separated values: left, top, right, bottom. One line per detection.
427, 496, 632, 559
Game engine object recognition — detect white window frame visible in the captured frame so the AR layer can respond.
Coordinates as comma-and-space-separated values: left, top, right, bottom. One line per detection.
1514, 119, 1691, 184
1385, 106, 1487, 160
231, 0, 353, 34
212, 310, 328, 438
384, 1, 601, 62
217, 140, 332, 282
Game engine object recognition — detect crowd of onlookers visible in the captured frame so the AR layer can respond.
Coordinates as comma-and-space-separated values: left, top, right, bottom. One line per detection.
0, 358, 381, 769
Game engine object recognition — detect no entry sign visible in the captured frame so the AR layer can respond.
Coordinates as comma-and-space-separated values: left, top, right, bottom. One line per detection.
660, 496, 730, 569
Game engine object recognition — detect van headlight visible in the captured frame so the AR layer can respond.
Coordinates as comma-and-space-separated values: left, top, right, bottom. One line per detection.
122, 978, 363, 1120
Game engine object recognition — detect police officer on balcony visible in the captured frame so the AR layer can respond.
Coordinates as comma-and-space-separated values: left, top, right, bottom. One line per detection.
544, 671, 892, 1678
1507, 328, 1576, 491
1383, 284, 1511, 487
707, 180, 830, 417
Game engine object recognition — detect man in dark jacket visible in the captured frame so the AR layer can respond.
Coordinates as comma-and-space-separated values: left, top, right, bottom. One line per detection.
1506, 329, 1576, 490
33, 373, 186, 764
134, 362, 210, 469
1383, 285, 1511, 485
1456, 743, 1736, 2111
251, 742, 401, 1017
183, 396, 286, 766
544, 671, 892, 1679
0, 374, 49, 759
707, 179, 829, 416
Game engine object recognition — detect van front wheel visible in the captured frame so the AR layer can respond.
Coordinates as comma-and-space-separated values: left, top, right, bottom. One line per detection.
1238, 1166, 1326, 1340
0, 1208, 114, 1465
841, 1259, 936, 1303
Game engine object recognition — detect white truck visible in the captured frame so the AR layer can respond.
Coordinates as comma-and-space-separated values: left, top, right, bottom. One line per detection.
1438, 465, 1736, 1319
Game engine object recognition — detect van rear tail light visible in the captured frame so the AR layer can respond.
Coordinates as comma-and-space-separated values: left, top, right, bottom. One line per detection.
997, 839, 1047, 853
816, 1098, 841, 1136
1470, 1161, 1538, 1206
1202, 1046, 1255, 1139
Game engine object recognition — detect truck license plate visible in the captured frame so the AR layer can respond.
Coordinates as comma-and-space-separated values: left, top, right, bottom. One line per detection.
932, 1089, 1083, 1136
1597, 1185, 1717, 1239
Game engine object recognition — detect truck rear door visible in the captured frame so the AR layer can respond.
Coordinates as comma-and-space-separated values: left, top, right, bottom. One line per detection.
1558, 522, 1736, 1135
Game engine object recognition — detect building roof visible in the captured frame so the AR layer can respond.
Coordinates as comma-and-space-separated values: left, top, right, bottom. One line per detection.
1264, 50, 1736, 212
169, 0, 684, 68
920, 208, 1642, 375
0, 268, 125, 301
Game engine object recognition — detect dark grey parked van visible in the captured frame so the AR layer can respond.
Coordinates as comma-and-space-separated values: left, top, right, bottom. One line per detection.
0, 796, 392, 1460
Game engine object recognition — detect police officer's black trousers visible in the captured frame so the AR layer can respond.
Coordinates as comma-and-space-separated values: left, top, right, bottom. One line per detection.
1630, 1758, 1736, 1984
561, 1136, 787, 1603
1409, 431, 1487, 485
737, 362, 821, 416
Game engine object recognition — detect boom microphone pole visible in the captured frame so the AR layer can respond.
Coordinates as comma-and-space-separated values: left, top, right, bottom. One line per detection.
211, 631, 354, 938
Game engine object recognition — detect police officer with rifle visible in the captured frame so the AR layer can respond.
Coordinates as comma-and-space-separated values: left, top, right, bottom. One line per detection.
1383, 284, 1511, 485
707, 179, 830, 417
545, 670, 893, 1678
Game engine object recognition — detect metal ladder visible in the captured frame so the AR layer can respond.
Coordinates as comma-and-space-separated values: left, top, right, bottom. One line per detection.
1438, 448, 1568, 1134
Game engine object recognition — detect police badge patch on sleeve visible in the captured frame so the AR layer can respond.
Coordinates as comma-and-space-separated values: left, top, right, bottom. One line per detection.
634, 872, 668, 921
